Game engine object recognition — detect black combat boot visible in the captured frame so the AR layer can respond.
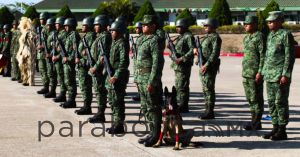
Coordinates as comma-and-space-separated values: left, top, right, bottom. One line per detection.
11, 78, 17, 81
44, 86, 56, 98
271, 125, 288, 141
138, 123, 153, 144
200, 105, 215, 120
53, 92, 66, 102
22, 83, 29, 86
244, 113, 255, 130
106, 123, 125, 134
37, 85, 49, 94
263, 124, 279, 139
253, 113, 263, 130
75, 102, 92, 115
60, 99, 76, 108
144, 123, 161, 147
88, 110, 106, 123
18, 79, 22, 83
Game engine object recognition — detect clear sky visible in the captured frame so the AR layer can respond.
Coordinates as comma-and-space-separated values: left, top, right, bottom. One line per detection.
0, 0, 42, 5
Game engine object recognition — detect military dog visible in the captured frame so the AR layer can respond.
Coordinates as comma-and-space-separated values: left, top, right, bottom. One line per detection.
153, 86, 195, 150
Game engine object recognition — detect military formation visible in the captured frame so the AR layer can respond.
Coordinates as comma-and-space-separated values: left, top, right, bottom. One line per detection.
0, 10, 296, 147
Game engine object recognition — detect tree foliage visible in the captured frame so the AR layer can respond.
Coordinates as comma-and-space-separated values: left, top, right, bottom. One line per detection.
176, 8, 195, 26
257, 0, 280, 35
56, 4, 75, 18
133, 0, 156, 23
0, 6, 15, 25
209, 0, 232, 26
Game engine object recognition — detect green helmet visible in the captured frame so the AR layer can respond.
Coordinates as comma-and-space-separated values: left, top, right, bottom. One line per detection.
135, 22, 142, 28
3, 24, 11, 30
39, 12, 49, 20
46, 17, 56, 25
203, 18, 219, 29
109, 21, 125, 33
115, 16, 127, 23
55, 17, 65, 25
64, 18, 77, 27
82, 17, 94, 27
176, 18, 189, 28
94, 15, 109, 26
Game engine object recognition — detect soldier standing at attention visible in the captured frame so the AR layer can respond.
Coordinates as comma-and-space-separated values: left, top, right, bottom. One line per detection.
44, 17, 58, 99
52, 17, 67, 103
36, 12, 50, 95
1, 24, 12, 77
88, 15, 112, 123
136, 15, 164, 147
10, 20, 21, 81
75, 17, 95, 115
172, 18, 194, 113
60, 18, 80, 108
197, 18, 222, 120
262, 11, 295, 141
242, 15, 265, 131
105, 21, 129, 134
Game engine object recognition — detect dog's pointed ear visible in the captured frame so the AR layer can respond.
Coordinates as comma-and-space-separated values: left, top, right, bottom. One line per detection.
172, 86, 177, 95
164, 86, 169, 95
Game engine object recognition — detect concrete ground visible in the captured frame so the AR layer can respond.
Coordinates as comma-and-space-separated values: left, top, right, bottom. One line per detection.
0, 57, 300, 157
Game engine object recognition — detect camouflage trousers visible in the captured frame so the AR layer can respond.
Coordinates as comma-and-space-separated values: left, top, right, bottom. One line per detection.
138, 82, 162, 132
38, 58, 49, 87
242, 78, 264, 114
54, 60, 66, 93
175, 67, 191, 108
199, 68, 218, 110
46, 60, 57, 89
11, 55, 20, 80
107, 86, 126, 124
63, 63, 77, 99
92, 74, 107, 112
77, 65, 92, 105
266, 81, 290, 125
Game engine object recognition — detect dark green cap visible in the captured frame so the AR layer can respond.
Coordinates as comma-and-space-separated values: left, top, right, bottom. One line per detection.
266, 11, 284, 22
141, 15, 156, 25
244, 15, 258, 24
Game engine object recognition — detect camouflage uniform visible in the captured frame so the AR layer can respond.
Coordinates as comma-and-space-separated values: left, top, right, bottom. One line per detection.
171, 31, 194, 112
1, 28, 12, 76
10, 28, 21, 80
242, 16, 266, 130
200, 32, 222, 117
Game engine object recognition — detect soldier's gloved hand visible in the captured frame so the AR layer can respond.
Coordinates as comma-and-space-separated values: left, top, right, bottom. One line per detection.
201, 65, 208, 74
75, 58, 80, 64
109, 77, 117, 84
280, 76, 289, 85
147, 84, 154, 94
89, 67, 96, 74
255, 73, 263, 84
176, 58, 183, 65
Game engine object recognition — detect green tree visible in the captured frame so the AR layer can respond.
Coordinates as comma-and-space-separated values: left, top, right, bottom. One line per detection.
92, 2, 112, 17
0, 6, 15, 25
209, 0, 232, 26
176, 8, 195, 26
111, 0, 137, 21
23, 6, 39, 20
133, 0, 156, 23
257, 0, 280, 35
56, 4, 75, 18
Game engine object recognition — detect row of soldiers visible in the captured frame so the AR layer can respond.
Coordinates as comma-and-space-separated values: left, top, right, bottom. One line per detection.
2, 10, 295, 147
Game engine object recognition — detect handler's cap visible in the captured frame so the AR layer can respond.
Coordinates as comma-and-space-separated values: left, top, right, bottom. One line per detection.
141, 15, 156, 25
266, 11, 284, 22
244, 15, 258, 24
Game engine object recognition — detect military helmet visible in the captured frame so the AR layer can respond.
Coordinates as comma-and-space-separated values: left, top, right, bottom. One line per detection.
3, 24, 11, 29
176, 18, 189, 28
55, 17, 65, 25
135, 22, 142, 28
82, 17, 94, 27
39, 12, 49, 20
46, 17, 56, 25
115, 16, 127, 23
94, 15, 109, 26
109, 21, 125, 33
203, 18, 219, 29
64, 18, 77, 27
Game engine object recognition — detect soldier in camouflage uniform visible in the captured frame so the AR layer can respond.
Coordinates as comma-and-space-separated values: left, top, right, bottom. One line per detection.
242, 15, 265, 130
262, 11, 295, 141
198, 18, 222, 120
43, 17, 58, 99
74, 17, 95, 115
136, 15, 164, 147
171, 18, 194, 113
60, 18, 80, 108
36, 12, 50, 94
88, 15, 112, 123
105, 21, 129, 134
52, 17, 67, 103
10, 20, 21, 81
1, 24, 12, 77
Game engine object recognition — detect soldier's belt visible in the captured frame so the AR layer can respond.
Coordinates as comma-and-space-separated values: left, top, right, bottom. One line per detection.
137, 68, 151, 74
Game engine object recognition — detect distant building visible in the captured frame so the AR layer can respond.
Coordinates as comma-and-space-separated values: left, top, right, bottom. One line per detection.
35, 0, 300, 25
